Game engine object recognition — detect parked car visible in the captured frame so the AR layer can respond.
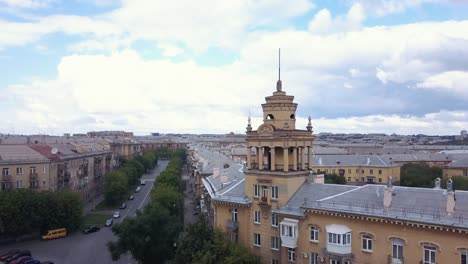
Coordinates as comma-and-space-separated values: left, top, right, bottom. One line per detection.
41, 228, 67, 240
105, 218, 113, 227
82, 226, 100, 234
0, 249, 21, 261
113, 211, 120, 218
128, 195, 134, 200
2, 250, 31, 264
23, 259, 41, 264
140, 180, 146, 185
9, 256, 32, 264
135, 186, 141, 193
119, 203, 127, 209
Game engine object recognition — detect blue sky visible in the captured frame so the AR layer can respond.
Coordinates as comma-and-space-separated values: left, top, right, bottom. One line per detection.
1, 0, 468, 135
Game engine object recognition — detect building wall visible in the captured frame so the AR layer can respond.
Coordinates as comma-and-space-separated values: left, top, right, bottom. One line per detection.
314, 166, 401, 184
444, 167, 468, 178
1, 162, 52, 192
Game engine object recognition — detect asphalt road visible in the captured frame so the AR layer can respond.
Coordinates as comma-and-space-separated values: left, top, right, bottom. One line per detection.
0, 160, 169, 264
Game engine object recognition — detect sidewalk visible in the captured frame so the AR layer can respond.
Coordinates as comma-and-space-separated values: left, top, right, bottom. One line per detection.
183, 177, 197, 226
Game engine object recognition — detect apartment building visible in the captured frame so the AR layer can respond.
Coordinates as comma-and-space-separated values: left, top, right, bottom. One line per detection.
200, 80, 468, 264
0, 145, 53, 191
444, 158, 468, 179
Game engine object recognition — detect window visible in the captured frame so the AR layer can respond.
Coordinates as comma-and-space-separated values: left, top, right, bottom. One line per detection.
330, 260, 339, 264
271, 186, 278, 199
271, 236, 279, 250
462, 250, 468, 264
362, 235, 372, 252
254, 233, 261, 246
464, 170, 468, 177
288, 248, 296, 262
361, 177, 365, 182
328, 232, 351, 245
348, 169, 351, 174
325, 169, 328, 174
254, 210, 260, 224
16, 180, 22, 188
378, 178, 382, 183
254, 184, 260, 197
16, 167, 23, 175
271, 213, 279, 227
231, 208, 238, 221
30, 167, 36, 174
423, 246, 436, 264
347, 177, 351, 182
332, 169, 335, 174
392, 239, 404, 260
361, 170, 364, 173
310, 226, 319, 242
2, 168, 9, 176
282, 224, 295, 238
370, 169, 374, 174
356, 169, 359, 173
262, 185, 268, 198
379, 169, 382, 175
43, 166, 46, 174
42, 180, 47, 186
310, 253, 318, 264
271, 259, 279, 264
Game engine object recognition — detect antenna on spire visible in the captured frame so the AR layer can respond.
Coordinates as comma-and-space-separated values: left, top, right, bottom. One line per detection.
276, 48, 282, 92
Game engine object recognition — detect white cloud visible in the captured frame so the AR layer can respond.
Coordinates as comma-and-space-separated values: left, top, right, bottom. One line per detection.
416, 71, 468, 98
159, 43, 184, 57
308, 3, 365, 35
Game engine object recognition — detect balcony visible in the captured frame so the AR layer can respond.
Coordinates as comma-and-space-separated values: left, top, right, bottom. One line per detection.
388, 255, 404, 264
30, 180, 39, 190
2, 174, 12, 182
258, 196, 271, 210
227, 220, 239, 231
30, 172, 38, 180
280, 218, 299, 248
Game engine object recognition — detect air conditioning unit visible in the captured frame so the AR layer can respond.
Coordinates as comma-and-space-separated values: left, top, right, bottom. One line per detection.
318, 256, 325, 263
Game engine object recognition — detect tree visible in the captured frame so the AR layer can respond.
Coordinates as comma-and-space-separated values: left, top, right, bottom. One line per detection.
108, 204, 182, 264
442, 176, 468, 191
325, 173, 346, 184
175, 216, 259, 264
151, 184, 183, 220
400, 163, 442, 188
104, 171, 128, 205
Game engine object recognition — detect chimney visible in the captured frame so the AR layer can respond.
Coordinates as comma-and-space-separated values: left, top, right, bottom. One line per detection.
384, 176, 393, 209
447, 179, 455, 215
213, 168, 220, 178
434, 178, 441, 189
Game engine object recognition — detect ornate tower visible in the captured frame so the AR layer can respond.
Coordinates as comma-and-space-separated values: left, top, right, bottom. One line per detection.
243, 51, 314, 260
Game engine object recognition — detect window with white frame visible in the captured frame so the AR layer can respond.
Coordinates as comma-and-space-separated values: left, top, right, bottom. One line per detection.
462, 250, 468, 264
328, 232, 351, 245
329, 260, 339, 264
262, 185, 268, 198
16, 180, 22, 188
43, 166, 46, 174
282, 224, 296, 238
362, 234, 372, 252
254, 210, 260, 224
254, 184, 260, 197
423, 245, 436, 264
287, 247, 296, 262
271, 259, 279, 264
271, 236, 279, 250
392, 239, 404, 260
2, 168, 9, 176
16, 167, 23, 175
231, 208, 238, 221
271, 186, 278, 199
271, 213, 278, 227
254, 233, 261, 246
30, 167, 36, 174
310, 226, 319, 242
309, 253, 318, 264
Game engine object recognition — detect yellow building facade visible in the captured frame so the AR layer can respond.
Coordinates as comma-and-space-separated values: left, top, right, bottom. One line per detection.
208, 78, 468, 264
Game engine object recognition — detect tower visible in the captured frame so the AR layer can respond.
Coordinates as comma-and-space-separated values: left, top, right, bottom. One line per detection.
244, 50, 314, 260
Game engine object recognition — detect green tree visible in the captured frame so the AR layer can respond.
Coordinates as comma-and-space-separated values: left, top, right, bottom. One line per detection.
400, 163, 442, 188
108, 204, 182, 264
325, 173, 346, 184
151, 184, 183, 219
442, 176, 468, 191
104, 170, 128, 205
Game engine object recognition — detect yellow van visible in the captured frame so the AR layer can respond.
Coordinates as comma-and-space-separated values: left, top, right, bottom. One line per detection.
41, 228, 67, 240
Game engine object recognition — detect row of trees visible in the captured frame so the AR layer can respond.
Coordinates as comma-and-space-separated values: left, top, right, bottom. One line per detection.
0, 190, 82, 239
400, 163, 468, 190
108, 151, 185, 263
104, 150, 159, 205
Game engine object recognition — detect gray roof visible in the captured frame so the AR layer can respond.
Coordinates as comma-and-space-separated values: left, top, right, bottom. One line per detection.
0, 145, 50, 163
279, 182, 468, 229
447, 158, 468, 168
312, 155, 391, 167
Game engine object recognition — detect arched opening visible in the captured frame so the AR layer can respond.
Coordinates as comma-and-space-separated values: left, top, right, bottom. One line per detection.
290, 114, 295, 119
266, 114, 274, 120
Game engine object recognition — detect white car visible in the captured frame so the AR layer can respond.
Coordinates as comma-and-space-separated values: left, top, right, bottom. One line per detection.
113, 211, 120, 218
135, 186, 141, 193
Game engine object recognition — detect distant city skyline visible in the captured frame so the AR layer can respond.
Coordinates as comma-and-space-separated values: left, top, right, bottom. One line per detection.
1, 0, 468, 135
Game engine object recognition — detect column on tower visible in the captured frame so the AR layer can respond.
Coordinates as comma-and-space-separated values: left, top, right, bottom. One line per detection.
308, 146, 313, 170
258, 146, 264, 170
283, 147, 289, 172
301, 147, 306, 170
247, 146, 252, 169
292, 147, 298, 171
271, 147, 276, 171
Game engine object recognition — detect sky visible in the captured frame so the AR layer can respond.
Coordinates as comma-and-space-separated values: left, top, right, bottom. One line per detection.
1, 0, 468, 136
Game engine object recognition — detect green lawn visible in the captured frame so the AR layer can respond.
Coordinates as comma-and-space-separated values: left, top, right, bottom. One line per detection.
82, 213, 112, 227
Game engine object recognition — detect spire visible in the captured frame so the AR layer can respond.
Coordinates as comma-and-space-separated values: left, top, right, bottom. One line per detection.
276, 48, 282, 92
307, 116, 313, 132
246, 115, 252, 132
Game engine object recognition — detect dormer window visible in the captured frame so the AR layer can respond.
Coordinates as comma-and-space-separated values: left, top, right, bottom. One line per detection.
290, 114, 295, 119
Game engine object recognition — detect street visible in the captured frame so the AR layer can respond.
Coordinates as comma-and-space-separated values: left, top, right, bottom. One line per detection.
0, 160, 169, 264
